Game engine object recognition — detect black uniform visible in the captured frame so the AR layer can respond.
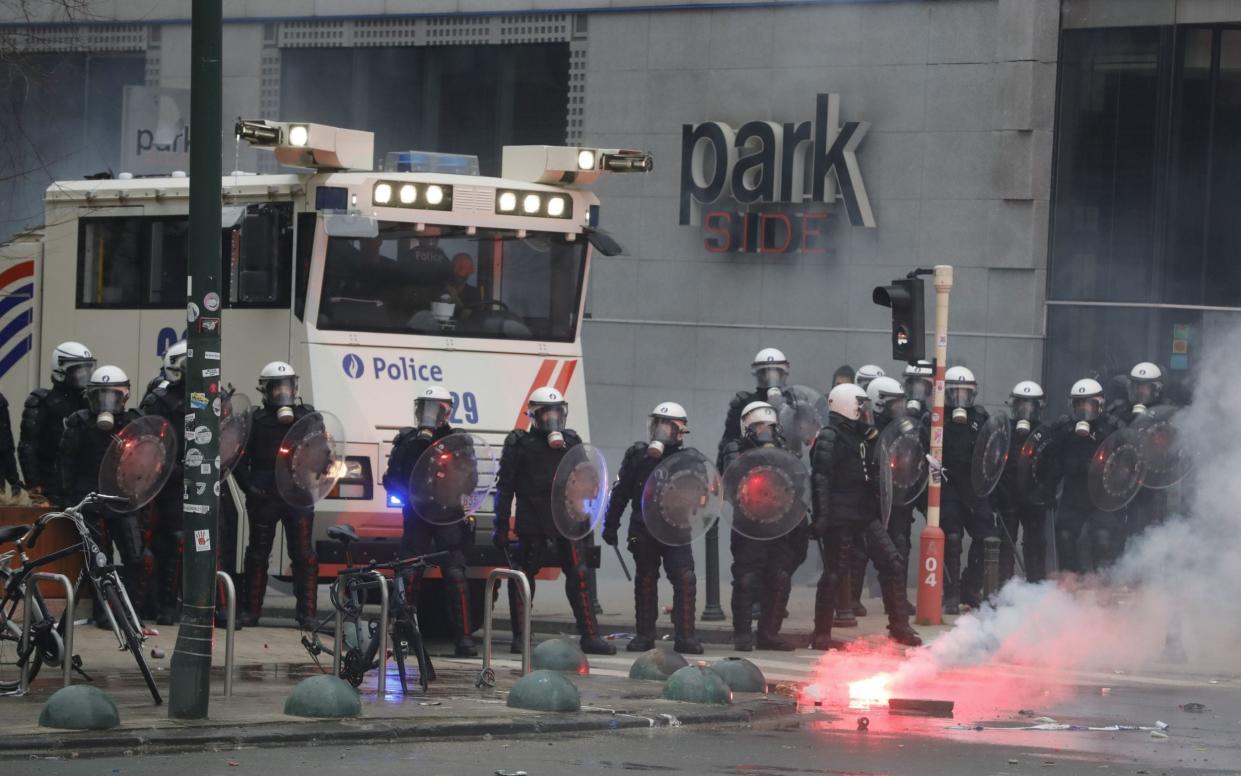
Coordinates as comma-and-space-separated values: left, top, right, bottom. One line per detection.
0, 394, 22, 492
58, 408, 145, 619
940, 406, 995, 610
139, 380, 186, 622
383, 424, 476, 652
716, 386, 797, 471
720, 431, 800, 651
603, 441, 700, 653
1044, 414, 1122, 573
810, 413, 919, 647
20, 381, 86, 501
493, 428, 613, 654
994, 420, 1048, 584
1112, 402, 1171, 542
235, 404, 320, 626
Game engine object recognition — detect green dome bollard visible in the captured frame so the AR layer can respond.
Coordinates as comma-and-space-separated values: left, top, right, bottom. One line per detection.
284, 675, 362, 718
506, 669, 581, 712
707, 657, 767, 694
38, 685, 120, 730
531, 637, 590, 675
661, 665, 733, 705
628, 648, 689, 682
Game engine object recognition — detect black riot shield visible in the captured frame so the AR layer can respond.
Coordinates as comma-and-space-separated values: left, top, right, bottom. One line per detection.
1131, 406, 1191, 490
722, 447, 810, 541
877, 416, 928, 525
275, 411, 347, 508
777, 385, 829, 459
98, 415, 178, 512
1017, 423, 1059, 507
407, 433, 496, 525
218, 392, 253, 475
639, 449, 722, 546
1089, 427, 1146, 512
550, 444, 609, 541
972, 410, 1011, 498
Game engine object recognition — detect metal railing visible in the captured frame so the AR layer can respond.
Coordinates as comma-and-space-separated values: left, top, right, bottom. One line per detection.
20, 572, 75, 693
331, 570, 389, 696
475, 568, 531, 688
215, 571, 236, 697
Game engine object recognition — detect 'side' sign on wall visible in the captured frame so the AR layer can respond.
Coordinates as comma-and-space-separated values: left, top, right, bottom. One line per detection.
679, 94, 875, 254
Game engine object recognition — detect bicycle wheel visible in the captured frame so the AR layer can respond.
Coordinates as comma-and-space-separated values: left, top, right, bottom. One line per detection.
103, 583, 163, 705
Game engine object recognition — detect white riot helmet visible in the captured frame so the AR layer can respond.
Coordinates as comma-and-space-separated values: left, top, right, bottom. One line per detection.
647, 401, 689, 459
86, 365, 130, 431
740, 400, 779, 446
414, 385, 454, 438
750, 347, 789, 395
1008, 380, 1045, 434
903, 360, 934, 414
527, 386, 569, 448
162, 340, 188, 384
828, 383, 872, 424
51, 341, 96, 389
1127, 362, 1163, 412
1069, 378, 1105, 436
855, 364, 885, 391
866, 376, 905, 420
944, 366, 977, 423
258, 361, 299, 424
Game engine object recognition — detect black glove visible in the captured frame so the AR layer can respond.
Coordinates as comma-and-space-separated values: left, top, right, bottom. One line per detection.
811, 519, 830, 539
602, 526, 618, 547
492, 530, 509, 551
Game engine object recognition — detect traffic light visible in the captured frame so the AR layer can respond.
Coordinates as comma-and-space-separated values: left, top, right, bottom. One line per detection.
873, 277, 926, 362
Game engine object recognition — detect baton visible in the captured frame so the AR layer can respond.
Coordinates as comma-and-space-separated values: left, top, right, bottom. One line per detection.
994, 513, 1026, 577
612, 545, 632, 581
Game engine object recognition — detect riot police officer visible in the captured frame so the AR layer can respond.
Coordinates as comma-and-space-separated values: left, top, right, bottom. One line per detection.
57, 366, 143, 627
382, 385, 478, 657
1117, 362, 1171, 539
20, 341, 95, 503
810, 384, 921, 649
717, 348, 797, 470
902, 360, 935, 416
0, 392, 23, 496
1044, 378, 1122, 573
493, 387, 615, 655
602, 402, 703, 655
854, 364, 885, 392
939, 366, 994, 613
235, 361, 320, 629
139, 340, 187, 625
720, 401, 799, 651
995, 381, 1048, 583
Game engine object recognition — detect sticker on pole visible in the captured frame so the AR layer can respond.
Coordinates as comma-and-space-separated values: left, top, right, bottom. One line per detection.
98, 415, 178, 512
639, 449, 722, 546
550, 444, 609, 541
407, 433, 496, 525
721, 447, 809, 541
971, 411, 1011, 498
275, 410, 347, 508
1089, 427, 1145, 512
1131, 406, 1191, 489
218, 391, 253, 474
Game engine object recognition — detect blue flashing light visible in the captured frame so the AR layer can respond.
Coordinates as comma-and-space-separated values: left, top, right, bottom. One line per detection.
315, 185, 348, 212
588, 204, 600, 228
383, 150, 480, 176
387, 493, 404, 508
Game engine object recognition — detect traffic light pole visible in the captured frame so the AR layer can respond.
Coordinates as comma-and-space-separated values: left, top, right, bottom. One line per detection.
915, 265, 953, 627
170, 0, 222, 719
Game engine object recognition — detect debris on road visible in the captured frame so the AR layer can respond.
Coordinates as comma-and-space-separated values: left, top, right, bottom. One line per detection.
1179, 702, 1208, 713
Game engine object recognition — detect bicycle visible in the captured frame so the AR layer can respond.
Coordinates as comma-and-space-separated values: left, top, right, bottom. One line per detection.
301, 524, 447, 694
0, 493, 162, 704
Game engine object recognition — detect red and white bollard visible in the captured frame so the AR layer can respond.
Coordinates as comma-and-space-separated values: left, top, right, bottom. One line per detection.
916, 265, 953, 626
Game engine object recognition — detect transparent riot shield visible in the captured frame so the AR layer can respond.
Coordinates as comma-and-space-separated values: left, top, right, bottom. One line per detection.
777, 385, 829, 459
721, 447, 810, 541
971, 411, 1012, 498
877, 416, 928, 527
1131, 406, 1191, 490
1089, 427, 1146, 512
275, 411, 347, 508
1016, 423, 1059, 507
550, 444, 609, 541
98, 415, 178, 512
639, 449, 722, 546
407, 433, 496, 525
218, 392, 253, 475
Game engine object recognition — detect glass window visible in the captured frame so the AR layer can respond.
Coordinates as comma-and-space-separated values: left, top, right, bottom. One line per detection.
317, 222, 586, 342
223, 203, 293, 307
294, 211, 316, 320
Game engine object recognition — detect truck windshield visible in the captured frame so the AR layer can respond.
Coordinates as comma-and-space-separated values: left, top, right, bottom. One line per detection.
318, 223, 587, 342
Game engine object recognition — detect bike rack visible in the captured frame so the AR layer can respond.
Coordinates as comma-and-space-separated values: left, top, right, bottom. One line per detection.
20, 572, 75, 693
475, 569, 531, 688
215, 571, 236, 698
331, 571, 389, 697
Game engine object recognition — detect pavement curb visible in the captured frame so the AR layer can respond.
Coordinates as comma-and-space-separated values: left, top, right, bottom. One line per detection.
3, 697, 794, 760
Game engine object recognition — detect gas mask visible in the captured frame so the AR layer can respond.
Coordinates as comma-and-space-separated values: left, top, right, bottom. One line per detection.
532, 406, 567, 449
89, 388, 127, 431
1128, 382, 1159, 416
754, 366, 787, 393
414, 399, 451, 440
1011, 399, 1041, 435
1072, 397, 1102, 437
946, 385, 975, 424
65, 363, 94, 390
745, 422, 777, 448
647, 418, 684, 459
905, 379, 932, 415
264, 378, 298, 424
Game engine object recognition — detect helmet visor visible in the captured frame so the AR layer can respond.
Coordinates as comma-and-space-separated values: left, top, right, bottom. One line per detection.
65, 362, 95, 390
1128, 380, 1160, 405
753, 365, 788, 390
88, 387, 127, 416
946, 385, 975, 409
1072, 396, 1103, 422
415, 398, 452, 429
1011, 397, 1042, 422
875, 392, 903, 418
905, 377, 932, 402
264, 377, 298, 407
531, 405, 566, 434
648, 417, 684, 446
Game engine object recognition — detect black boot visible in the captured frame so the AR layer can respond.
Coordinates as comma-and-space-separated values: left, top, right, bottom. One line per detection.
731, 572, 757, 651
568, 561, 615, 655
671, 569, 703, 654
292, 554, 320, 631
891, 534, 915, 616
239, 550, 268, 628
627, 572, 658, 653
880, 570, 922, 647
833, 530, 858, 628
756, 572, 796, 651
155, 544, 181, 626
850, 543, 869, 617
445, 575, 478, 658
943, 533, 962, 615
507, 577, 531, 653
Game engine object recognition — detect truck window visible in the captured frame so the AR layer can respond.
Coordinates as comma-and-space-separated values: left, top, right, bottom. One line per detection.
317, 224, 586, 342
294, 212, 315, 320
224, 203, 293, 308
